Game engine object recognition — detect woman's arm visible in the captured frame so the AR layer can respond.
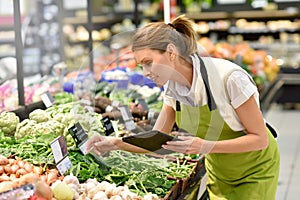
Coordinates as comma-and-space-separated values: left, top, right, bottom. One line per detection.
206, 94, 269, 153
163, 95, 269, 154
87, 103, 176, 155
153, 103, 176, 133
86, 135, 149, 155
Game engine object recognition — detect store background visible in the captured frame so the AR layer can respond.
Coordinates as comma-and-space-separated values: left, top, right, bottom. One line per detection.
0, 0, 300, 199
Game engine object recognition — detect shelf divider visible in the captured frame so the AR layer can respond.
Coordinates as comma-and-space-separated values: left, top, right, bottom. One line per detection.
13, 0, 25, 106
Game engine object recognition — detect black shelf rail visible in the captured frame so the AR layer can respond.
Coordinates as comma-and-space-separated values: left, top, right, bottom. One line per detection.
87, 0, 94, 72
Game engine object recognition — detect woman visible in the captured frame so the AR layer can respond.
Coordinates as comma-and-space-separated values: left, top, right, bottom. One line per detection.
87, 15, 280, 200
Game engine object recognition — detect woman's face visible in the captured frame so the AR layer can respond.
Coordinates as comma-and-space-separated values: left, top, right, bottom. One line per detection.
134, 48, 175, 87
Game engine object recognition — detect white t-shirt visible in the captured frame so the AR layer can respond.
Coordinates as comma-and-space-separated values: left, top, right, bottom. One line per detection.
164, 55, 259, 131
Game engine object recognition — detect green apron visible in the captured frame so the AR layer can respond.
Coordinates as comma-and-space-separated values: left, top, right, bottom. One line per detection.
175, 57, 280, 200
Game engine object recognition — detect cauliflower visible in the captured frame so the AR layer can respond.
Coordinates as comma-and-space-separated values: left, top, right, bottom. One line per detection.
14, 119, 37, 139
14, 117, 65, 139
0, 111, 20, 135
52, 182, 74, 200
29, 109, 50, 123
32, 120, 65, 136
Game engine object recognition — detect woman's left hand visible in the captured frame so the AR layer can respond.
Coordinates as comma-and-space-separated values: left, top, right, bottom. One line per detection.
162, 135, 204, 154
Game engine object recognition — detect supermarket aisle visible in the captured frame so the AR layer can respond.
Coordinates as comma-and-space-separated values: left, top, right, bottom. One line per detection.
264, 104, 300, 200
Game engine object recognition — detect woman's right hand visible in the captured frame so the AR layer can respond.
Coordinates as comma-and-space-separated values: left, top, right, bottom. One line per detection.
86, 135, 120, 156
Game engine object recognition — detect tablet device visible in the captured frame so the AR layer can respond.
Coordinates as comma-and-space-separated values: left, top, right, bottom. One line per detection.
122, 130, 181, 154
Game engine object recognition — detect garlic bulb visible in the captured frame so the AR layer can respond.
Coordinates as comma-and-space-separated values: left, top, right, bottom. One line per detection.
63, 173, 79, 186
92, 191, 108, 200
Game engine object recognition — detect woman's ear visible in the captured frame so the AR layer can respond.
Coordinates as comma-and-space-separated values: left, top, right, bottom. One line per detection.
167, 43, 177, 61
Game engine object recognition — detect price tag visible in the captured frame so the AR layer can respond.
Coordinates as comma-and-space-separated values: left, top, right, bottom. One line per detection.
56, 157, 72, 175
118, 105, 132, 121
68, 122, 89, 155
112, 100, 120, 107
41, 91, 55, 108
101, 116, 115, 136
50, 135, 72, 175
147, 109, 155, 120
118, 105, 136, 131
124, 120, 136, 131
136, 98, 148, 110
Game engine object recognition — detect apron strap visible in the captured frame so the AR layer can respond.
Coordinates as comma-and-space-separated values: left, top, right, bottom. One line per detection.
175, 54, 217, 112
197, 55, 217, 111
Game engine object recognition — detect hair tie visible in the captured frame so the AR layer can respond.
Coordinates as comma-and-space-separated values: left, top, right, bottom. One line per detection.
168, 23, 175, 29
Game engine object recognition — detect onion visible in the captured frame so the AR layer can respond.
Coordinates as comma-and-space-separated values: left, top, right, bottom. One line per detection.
18, 173, 39, 186
46, 171, 58, 185
24, 163, 33, 173
11, 164, 19, 174
9, 173, 17, 181
16, 168, 27, 177
0, 166, 4, 174
0, 156, 9, 165
4, 165, 12, 175
17, 160, 25, 168
8, 159, 15, 165
33, 166, 43, 175
35, 180, 53, 200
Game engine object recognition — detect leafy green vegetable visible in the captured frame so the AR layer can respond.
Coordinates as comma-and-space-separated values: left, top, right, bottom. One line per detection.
54, 92, 74, 105
101, 151, 197, 197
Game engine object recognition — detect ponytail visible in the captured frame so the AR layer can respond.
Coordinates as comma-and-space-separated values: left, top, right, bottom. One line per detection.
132, 15, 197, 59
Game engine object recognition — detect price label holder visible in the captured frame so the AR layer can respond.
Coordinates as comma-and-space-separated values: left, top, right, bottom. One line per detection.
68, 123, 109, 168
147, 109, 155, 120
112, 100, 120, 107
0, 184, 34, 199
41, 91, 55, 108
136, 98, 148, 110
118, 105, 135, 131
50, 135, 72, 175
101, 116, 115, 136
68, 122, 89, 155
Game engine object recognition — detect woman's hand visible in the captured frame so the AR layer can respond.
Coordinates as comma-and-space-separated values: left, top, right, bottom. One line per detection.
86, 135, 120, 156
162, 136, 200, 154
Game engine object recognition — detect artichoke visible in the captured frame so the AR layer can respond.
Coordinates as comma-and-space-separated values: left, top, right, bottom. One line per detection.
0, 112, 20, 135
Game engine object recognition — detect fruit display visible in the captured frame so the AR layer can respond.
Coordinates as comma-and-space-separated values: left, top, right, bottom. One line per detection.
198, 38, 280, 91
0, 76, 61, 113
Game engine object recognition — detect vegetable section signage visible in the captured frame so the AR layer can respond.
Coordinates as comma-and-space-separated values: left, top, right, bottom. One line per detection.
101, 116, 115, 136
118, 105, 135, 131
68, 122, 89, 155
50, 135, 72, 175
41, 91, 55, 108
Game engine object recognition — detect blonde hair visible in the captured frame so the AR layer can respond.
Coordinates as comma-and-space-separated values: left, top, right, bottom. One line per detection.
132, 15, 197, 59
